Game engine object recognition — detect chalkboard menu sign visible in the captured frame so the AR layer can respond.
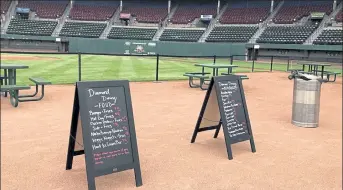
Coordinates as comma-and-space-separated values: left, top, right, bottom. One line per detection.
66, 80, 142, 190
191, 75, 256, 160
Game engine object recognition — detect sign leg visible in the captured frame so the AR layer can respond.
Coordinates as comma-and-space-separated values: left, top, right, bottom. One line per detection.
134, 167, 143, 187
213, 122, 221, 138
226, 145, 233, 160
66, 135, 76, 170
190, 127, 199, 143
86, 175, 96, 190
250, 137, 256, 153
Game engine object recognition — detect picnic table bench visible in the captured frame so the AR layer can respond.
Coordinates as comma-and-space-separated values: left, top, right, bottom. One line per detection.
316, 71, 341, 82
183, 72, 211, 90
18, 77, 52, 101
1, 77, 51, 107
0, 85, 31, 107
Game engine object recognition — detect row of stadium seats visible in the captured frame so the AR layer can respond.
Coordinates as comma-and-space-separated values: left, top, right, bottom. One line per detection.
273, 1, 332, 24
256, 25, 317, 44
336, 10, 342, 22
17, 1, 68, 19
159, 29, 205, 42
108, 27, 157, 40
68, 2, 118, 21
122, 6, 167, 23
206, 26, 258, 42
6, 19, 57, 36
1, 0, 11, 14
313, 29, 343, 45
6, 17, 342, 45
59, 22, 106, 38
171, 5, 217, 24
220, 7, 269, 24
3, 1, 342, 24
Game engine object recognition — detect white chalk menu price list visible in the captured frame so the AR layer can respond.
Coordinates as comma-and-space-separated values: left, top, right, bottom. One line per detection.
86, 87, 133, 170
217, 81, 250, 143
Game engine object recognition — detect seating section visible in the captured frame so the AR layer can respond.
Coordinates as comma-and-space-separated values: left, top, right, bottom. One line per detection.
273, 1, 332, 24
108, 27, 157, 40
206, 26, 258, 42
69, 1, 118, 21
171, 4, 217, 24
17, 1, 68, 19
256, 25, 317, 44
121, 3, 167, 23
1, 0, 11, 14
313, 29, 343, 45
6, 19, 57, 36
59, 22, 106, 38
159, 29, 204, 42
336, 10, 342, 22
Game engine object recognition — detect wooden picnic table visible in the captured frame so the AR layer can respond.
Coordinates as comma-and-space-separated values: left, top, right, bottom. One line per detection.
1, 64, 29, 97
194, 63, 238, 76
297, 62, 331, 79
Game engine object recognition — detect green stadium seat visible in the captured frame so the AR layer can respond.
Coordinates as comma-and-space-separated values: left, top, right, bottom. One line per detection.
159, 29, 205, 42
313, 28, 343, 45
256, 25, 318, 44
206, 26, 258, 42
107, 27, 157, 40
59, 22, 106, 38
6, 19, 57, 36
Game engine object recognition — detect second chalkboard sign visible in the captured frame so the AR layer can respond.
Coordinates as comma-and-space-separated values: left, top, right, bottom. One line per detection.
191, 75, 256, 160
66, 80, 142, 190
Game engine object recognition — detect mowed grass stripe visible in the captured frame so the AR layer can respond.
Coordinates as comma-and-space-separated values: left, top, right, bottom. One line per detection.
1, 53, 341, 85
131, 57, 156, 81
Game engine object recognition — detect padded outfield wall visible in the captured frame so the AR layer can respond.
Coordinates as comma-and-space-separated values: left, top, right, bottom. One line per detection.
0, 34, 246, 56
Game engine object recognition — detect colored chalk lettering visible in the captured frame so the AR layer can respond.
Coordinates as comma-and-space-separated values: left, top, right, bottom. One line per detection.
66, 80, 142, 190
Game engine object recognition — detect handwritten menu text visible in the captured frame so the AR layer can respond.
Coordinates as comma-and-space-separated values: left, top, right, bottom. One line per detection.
218, 81, 249, 139
86, 88, 132, 166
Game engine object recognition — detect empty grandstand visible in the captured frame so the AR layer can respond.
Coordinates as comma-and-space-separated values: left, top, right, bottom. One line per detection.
59, 22, 106, 38
257, 25, 318, 44
313, 28, 343, 45
220, 1, 271, 24
17, 0, 69, 19
68, 1, 118, 21
7, 19, 57, 36
121, 2, 168, 23
171, 3, 217, 24
1, 0, 11, 14
335, 9, 342, 22
273, 1, 332, 24
159, 28, 205, 42
206, 26, 258, 42
0, 0, 342, 46
108, 27, 157, 40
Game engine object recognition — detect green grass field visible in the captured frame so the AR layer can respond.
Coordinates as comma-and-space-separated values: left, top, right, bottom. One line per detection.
1, 53, 341, 85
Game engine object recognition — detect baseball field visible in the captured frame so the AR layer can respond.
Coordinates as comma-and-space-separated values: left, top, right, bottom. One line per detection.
2, 53, 342, 85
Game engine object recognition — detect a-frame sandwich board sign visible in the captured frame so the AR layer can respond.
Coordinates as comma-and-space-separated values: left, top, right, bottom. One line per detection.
191, 75, 256, 160
66, 80, 142, 190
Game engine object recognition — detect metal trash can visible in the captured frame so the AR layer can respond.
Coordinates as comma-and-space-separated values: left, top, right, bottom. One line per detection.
289, 72, 324, 128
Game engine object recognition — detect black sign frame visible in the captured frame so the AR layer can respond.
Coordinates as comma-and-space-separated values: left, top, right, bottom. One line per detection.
191, 75, 256, 160
66, 80, 142, 190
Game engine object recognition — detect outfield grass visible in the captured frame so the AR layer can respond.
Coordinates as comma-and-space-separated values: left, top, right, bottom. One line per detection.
0, 53, 341, 85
